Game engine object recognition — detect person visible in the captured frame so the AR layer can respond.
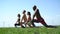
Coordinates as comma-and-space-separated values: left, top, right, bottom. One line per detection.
14, 14, 21, 27
25, 12, 33, 27
14, 14, 25, 28
20, 10, 27, 27
31, 5, 57, 28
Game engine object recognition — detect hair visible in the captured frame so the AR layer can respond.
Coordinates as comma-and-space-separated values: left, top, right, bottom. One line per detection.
27, 12, 31, 16
33, 5, 37, 11
23, 10, 26, 13
18, 14, 20, 17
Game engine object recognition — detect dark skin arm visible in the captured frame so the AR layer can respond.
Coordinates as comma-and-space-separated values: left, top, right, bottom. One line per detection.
33, 11, 36, 20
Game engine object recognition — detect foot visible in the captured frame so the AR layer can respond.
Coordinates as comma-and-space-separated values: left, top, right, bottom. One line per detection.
14, 24, 17, 28
46, 25, 57, 28
21, 26, 25, 28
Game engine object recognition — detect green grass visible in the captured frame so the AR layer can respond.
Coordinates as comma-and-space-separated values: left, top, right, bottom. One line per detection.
0, 26, 60, 34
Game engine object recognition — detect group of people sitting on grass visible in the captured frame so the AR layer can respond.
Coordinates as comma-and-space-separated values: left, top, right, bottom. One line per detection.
14, 5, 57, 28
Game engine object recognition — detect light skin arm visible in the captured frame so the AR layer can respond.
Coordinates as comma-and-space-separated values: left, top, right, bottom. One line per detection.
21, 15, 24, 22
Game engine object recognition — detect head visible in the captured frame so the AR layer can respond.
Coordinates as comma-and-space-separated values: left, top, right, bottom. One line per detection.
23, 10, 26, 14
17, 14, 20, 17
33, 5, 37, 11
27, 12, 31, 16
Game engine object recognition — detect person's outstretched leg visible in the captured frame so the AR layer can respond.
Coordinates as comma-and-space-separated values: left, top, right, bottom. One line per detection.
39, 19, 48, 27
39, 18, 57, 28
20, 22, 25, 28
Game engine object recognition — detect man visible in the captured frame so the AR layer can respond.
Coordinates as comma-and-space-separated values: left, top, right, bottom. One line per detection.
20, 10, 27, 27
31, 5, 57, 28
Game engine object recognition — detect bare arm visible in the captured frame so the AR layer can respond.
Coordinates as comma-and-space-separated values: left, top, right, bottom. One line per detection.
21, 15, 24, 22
33, 11, 36, 19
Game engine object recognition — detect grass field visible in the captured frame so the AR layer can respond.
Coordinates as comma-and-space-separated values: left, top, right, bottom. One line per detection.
0, 26, 60, 34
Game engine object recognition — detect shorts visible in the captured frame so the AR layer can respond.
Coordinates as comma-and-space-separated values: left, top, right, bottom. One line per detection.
27, 21, 31, 25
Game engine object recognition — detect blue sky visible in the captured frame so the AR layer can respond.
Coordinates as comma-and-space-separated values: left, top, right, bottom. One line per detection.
0, 0, 60, 27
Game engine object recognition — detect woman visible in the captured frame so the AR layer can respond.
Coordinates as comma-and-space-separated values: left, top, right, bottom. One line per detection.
26, 12, 32, 27
14, 14, 20, 27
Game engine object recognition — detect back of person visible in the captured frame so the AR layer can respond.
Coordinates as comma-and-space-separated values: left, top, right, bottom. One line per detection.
21, 10, 27, 27
35, 9, 42, 19
23, 14, 27, 22
27, 16, 31, 22
14, 14, 20, 27
17, 18, 20, 24
17, 14, 20, 24
27, 12, 31, 22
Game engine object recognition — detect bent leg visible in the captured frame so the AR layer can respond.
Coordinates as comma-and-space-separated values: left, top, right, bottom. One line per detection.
14, 23, 20, 27
38, 18, 48, 27
20, 22, 25, 28
31, 19, 39, 27
39, 18, 57, 28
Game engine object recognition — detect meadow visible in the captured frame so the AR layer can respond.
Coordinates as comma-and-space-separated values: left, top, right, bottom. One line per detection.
0, 26, 60, 34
